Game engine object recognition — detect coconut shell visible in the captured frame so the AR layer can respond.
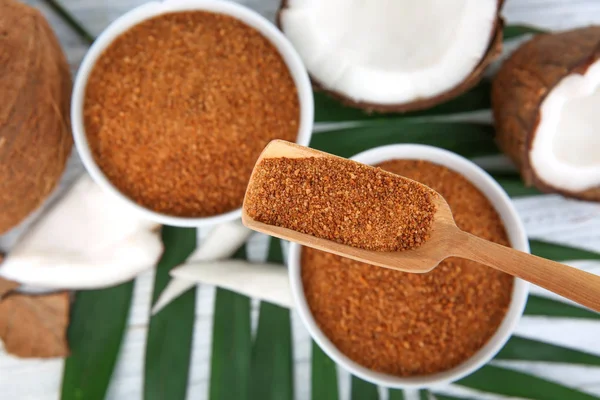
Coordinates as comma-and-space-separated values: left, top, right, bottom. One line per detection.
0, 290, 70, 358
278, 0, 505, 113
492, 26, 600, 201
0, 0, 73, 234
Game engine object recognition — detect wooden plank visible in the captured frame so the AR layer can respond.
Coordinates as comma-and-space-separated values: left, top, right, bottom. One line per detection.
3, 1, 600, 400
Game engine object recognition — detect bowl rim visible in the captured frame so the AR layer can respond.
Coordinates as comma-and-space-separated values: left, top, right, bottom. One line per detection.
287, 144, 530, 389
70, 0, 314, 227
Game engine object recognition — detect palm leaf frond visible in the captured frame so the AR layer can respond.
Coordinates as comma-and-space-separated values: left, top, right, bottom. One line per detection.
503, 25, 549, 40
497, 336, 600, 365
144, 227, 197, 400
315, 82, 492, 123
312, 341, 340, 400
432, 393, 476, 400
388, 389, 406, 399
248, 239, 294, 400
525, 295, 600, 319
458, 364, 598, 400
351, 376, 379, 400
61, 281, 134, 400
209, 246, 252, 400
312, 123, 498, 159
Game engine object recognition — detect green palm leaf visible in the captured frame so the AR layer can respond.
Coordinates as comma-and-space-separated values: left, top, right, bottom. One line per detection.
351, 376, 379, 400
209, 246, 252, 400
312, 341, 340, 400
312, 122, 499, 159
144, 227, 197, 400
503, 25, 548, 40
531, 240, 600, 262
458, 365, 598, 400
432, 393, 476, 400
525, 295, 600, 319
61, 281, 134, 400
249, 301, 294, 399
389, 389, 406, 399
497, 336, 600, 365
248, 238, 294, 400
315, 82, 492, 123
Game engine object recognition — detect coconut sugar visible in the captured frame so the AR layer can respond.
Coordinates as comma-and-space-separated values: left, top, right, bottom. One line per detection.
84, 11, 299, 217
301, 160, 514, 376
245, 157, 437, 252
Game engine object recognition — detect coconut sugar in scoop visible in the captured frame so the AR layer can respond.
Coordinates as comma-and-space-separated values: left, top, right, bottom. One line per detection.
243, 140, 600, 312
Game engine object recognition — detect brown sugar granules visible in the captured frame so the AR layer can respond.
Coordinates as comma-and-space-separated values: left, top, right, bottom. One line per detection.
84, 12, 299, 217
301, 160, 514, 376
245, 157, 437, 251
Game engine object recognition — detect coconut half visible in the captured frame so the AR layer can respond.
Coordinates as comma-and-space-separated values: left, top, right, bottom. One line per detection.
279, 0, 503, 112
493, 26, 600, 200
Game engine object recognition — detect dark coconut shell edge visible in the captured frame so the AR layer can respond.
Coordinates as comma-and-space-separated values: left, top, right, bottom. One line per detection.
492, 26, 600, 201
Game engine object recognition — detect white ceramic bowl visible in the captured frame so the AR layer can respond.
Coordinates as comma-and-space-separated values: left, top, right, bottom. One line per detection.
288, 144, 530, 389
71, 0, 313, 227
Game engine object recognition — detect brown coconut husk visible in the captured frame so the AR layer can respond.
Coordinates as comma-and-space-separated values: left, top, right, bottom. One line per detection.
492, 26, 600, 201
0, 251, 70, 359
0, 278, 18, 299
0, 290, 70, 358
0, 0, 73, 234
277, 0, 505, 113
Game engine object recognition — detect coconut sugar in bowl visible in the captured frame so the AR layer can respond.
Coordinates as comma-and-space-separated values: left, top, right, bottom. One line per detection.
288, 144, 529, 389
71, 0, 313, 227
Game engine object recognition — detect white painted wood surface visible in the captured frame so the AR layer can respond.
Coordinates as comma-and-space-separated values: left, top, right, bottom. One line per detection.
2, 1, 600, 399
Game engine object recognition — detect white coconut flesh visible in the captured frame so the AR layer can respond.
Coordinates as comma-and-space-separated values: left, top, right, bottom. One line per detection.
0, 176, 163, 289
530, 60, 600, 192
280, 0, 497, 105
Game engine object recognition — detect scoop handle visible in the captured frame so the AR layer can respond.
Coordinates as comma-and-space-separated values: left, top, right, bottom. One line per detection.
453, 232, 600, 312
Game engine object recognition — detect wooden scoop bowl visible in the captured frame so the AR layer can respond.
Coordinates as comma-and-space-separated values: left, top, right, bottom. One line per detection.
242, 140, 600, 312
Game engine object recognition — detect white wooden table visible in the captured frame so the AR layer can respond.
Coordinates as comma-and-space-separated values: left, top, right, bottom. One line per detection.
2, 1, 600, 399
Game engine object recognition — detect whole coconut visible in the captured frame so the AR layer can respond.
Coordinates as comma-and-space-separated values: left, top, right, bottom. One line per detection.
493, 27, 600, 201
0, 0, 73, 234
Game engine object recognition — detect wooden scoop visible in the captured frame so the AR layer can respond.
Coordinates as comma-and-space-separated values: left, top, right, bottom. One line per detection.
242, 140, 600, 312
